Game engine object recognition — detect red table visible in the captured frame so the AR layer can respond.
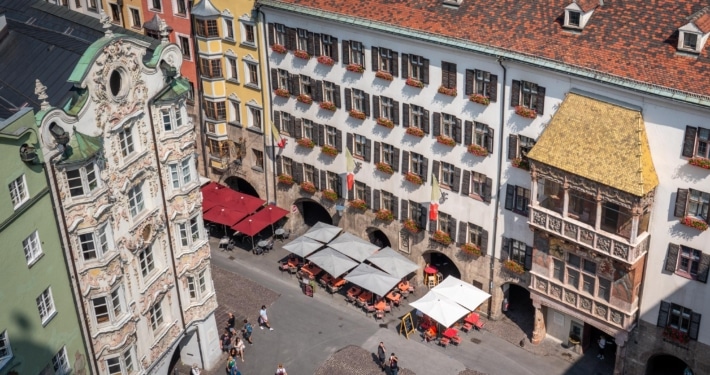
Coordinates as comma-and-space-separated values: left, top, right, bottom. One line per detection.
287, 258, 300, 267
386, 291, 401, 303
397, 281, 410, 292
321, 274, 334, 285
358, 291, 373, 302
346, 286, 361, 297
330, 277, 346, 288
374, 300, 387, 311
301, 263, 322, 277
424, 265, 438, 274
443, 327, 458, 339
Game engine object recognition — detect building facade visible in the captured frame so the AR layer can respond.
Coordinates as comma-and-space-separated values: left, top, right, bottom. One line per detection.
44, 0, 104, 18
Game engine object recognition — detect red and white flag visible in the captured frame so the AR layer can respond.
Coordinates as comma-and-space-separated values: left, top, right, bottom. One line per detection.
430, 174, 441, 221
271, 121, 287, 148
345, 147, 355, 190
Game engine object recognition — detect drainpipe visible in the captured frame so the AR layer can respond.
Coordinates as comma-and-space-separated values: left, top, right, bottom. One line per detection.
488, 56, 507, 318
253, 5, 274, 205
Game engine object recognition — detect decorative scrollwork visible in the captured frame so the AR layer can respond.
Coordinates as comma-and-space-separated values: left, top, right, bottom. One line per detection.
533, 210, 547, 226
595, 304, 608, 318
597, 236, 612, 254
580, 297, 592, 312
610, 310, 623, 325
564, 290, 577, 305
549, 217, 562, 233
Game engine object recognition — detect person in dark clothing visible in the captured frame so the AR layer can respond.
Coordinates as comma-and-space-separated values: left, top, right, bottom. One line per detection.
377, 342, 387, 371
226, 312, 236, 330
389, 353, 399, 375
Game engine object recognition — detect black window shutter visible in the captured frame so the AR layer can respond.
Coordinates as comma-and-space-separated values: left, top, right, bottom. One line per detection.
421, 157, 428, 182
364, 138, 371, 162
432, 113, 441, 136
452, 167, 461, 193
461, 170, 471, 196
313, 33, 321, 56
365, 185, 372, 209
288, 116, 296, 136
346, 133, 353, 154
286, 27, 297, 50
689, 312, 702, 340
674, 188, 689, 218
657, 301, 671, 327
511, 80, 521, 107
331, 37, 339, 61
293, 162, 304, 183
270, 68, 278, 89
392, 147, 400, 172
335, 129, 343, 152
276, 155, 283, 175
289, 73, 299, 95
524, 245, 533, 271
401, 151, 410, 175
364, 93, 371, 117
392, 52, 399, 77
336, 175, 343, 198
682, 126, 698, 158
486, 126, 495, 154
306, 32, 315, 56
400, 199, 409, 221
480, 229, 489, 255
504, 184, 515, 210
488, 74, 498, 102
402, 104, 410, 128
696, 253, 710, 283
465, 69, 474, 96
342, 40, 350, 65
313, 167, 321, 190
419, 203, 428, 229
449, 62, 457, 89
432, 161, 441, 181
317, 124, 325, 146
458, 221, 467, 244
334, 84, 342, 108
536, 86, 546, 115
392, 100, 400, 125
484, 177, 493, 203
294, 119, 303, 139
454, 118, 462, 144
373, 96, 381, 119
401, 53, 409, 79
501, 237, 511, 260
422, 58, 430, 84
273, 111, 281, 131
448, 216, 457, 239
393, 198, 399, 220
374, 142, 381, 164
664, 244, 680, 273
320, 170, 326, 189
315, 81, 323, 102
464, 121, 473, 145
423, 110, 430, 134
344, 88, 352, 111
508, 135, 519, 160
371, 47, 379, 71
348, 186, 354, 201
268, 23, 275, 46
373, 189, 381, 211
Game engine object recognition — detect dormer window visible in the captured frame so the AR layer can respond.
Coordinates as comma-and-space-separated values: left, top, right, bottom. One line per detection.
677, 13, 710, 54
683, 33, 699, 51
563, 1, 598, 30
567, 11, 581, 28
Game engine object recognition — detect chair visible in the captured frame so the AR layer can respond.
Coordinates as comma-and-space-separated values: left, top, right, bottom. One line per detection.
288, 266, 298, 275
439, 337, 450, 348
279, 262, 290, 273
461, 322, 473, 333
374, 310, 385, 321
363, 304, 375, 315
355, 299, 365, 308
451, 336, 462, 345
346, 294, 356, 304
427, 277, 437, 288
384, 303, 392, 314
318, 278, 328, 288
401, 290, 410, 299
474, 319, 486, 331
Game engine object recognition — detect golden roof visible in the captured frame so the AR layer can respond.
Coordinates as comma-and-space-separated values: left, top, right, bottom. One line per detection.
527, 91, 658, 197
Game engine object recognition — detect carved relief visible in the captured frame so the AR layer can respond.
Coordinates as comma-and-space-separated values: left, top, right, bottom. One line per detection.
551, 285, 562, 299
549, 217, 562, 233
613, 243, 629, 259
533, 210, 547, 226
580, 297, 593, 312
579, 228, 594, 246
145, 323, 182, 368
594, 303, 608, 319
597, 236, 611, 254
176, 245, 211, 276
79, 255, 123, 295
610, 310, 623, 326
184, 295, 219, 325
536, 278, 548, 292
138, 272, 174, 314
93, 319, 138, 357
564, 289, 577, 305
564, 222, 578, 239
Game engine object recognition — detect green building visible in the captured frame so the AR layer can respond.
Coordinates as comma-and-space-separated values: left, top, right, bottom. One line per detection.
0, 108, 91, 375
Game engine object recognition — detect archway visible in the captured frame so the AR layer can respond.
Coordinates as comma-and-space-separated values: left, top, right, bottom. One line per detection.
422, 251, 460, 279
294, 198, 332, 226
501, 283, 534, 338
646, 354, 691, 375
223, 176, 260, 198
366, 227, 391, 248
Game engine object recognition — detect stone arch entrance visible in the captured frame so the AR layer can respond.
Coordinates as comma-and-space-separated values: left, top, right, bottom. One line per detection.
223, 176, 260, 198
501, 282, 534, 339
293, 198, 332, 226
366, 227, 391, 248
646, 354, 691, 375
422, 250, 461, 279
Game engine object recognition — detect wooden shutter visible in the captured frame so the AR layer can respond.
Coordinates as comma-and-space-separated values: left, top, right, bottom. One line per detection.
488, 74, 498, 102
402, 104, 410, 128
331, 37, 339, 61
480, 229, 489, 255
423, 110, 430, 134
465, 69, 474, 96
401, 151, 410, 175
504, 184, 515, 210
341, 40, 350, 65
364, 138, 371, 162
392, 197, 399, 220
508, 134, 519, 160
689, 313, 702, 340
344, 88, 352, 111
364, 92, 371, 116
348, 185, 354, 201
270, 68, 278, 90
334, 84, 342, 108
448, 216, 457, 239
392, 51, 399, 77
674, 188, 689, 217
276, 155, 283, 175
346, 133, 353, 154
454, 118, 462, 144
374, 142, 381, 163
287, 115, 295, 136
336, 174, 343, 198
421, 157, 428, 182
268, 23, 275, 46
365, 185, 372, 209
483, 177, 493, 203
373, 96, 381, 119
464, 121, 473, 145
511, 80, 521, 107
697, 253, 710, 283
294, 119, 303, 139
452, 167, 461, 193
536, 86, 546, 115
682, 126, 698, 158
306, 32, 315, 56
458, 222, 467, 244
313, 167, 321, 190
320, 170, 326, 189
392, 147, 400, 172
422, 58, 430, 84
314, 81, 323, 102
335, 129, 343, 152
501, 237, 510, 260
419, 203, 428, 229
317, 124, 325, 146
286, 27, 297, 50
273, 111, 281, 132
401, 53, 409, 78
664, 244, 680, 273
432, 161, 441, 182
373, 189, 381, 211
313, 33, 321, 56
524, 245, 533, 271
288, 73, 299, 96
371, 47, 379, 71
461, 170, 471, 196
293, 162, 304, 183
392, 100, 400, 125
657, 301, 671, 327
486, 126, 495, 154
400, 199, 409, 221
432, 113, 441, 136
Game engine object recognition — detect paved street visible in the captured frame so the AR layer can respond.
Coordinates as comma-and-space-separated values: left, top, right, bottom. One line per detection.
190, 235, 613, 375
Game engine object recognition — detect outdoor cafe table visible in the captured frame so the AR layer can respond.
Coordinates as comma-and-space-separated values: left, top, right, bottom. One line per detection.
330, 277, 347, 288
320, 273, 334, 285
424, 265, 438, 275
442, 327, 459, 339
346, 286, 362, 297
287, 257, 300, 268
301, 263, 322, 277
386, 291, 401, 304
397, 281, 410, 292
465, 312, 480, 325
374, 299, 387, 312
358, 291, 373, 302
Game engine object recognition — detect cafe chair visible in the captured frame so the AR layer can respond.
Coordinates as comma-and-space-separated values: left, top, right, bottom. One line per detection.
461, 322, 473, 334
288, 266, 298, 275
439, 337, 450, 348
374, 310, 385, 321
451, 336, 462, 345
363, 304, 375, 315
346, 294, 356, 304
384, 303, 392, 314
400, 290, 410, 299
327, 284, 338, 294
355, 299, 365, 308
279, 262, 290, 273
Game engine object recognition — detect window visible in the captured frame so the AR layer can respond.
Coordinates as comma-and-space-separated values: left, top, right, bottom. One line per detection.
92, 288, 123, 324
119, 127, 135, 157
470, 121, 493, 153
683, 32, 698, 50
79, 224, 112, 260
203, 100, 227, 121
243, 24, 255, 44
347, 41, 364, 66
52, 346, 70, 375
567, 10, 581, 27
151, 0, 161, 11
373, 47, 396, 74
568, 253, 581, 268
88, 0, 97, 10
553, 259, 564, 282
110, 3, 121, 22
469, 171, 487, 197
381, 190, 395, 212
149, 302, 164, 331
522, 81, 538, 109
505, 185, 531, 216
326, 172, 341, 196
249, 107, 262, 130
403, 54, 429, 83
297, 29, 309, 51
188, 269, 209, 299
303, 164, 316, 184
300, 75, 313, 97
66, 163, 99, 197
139, 246, 156, 277
674, 188, 710, 223
411, 152, 426, 177
598, 278, 611, 302
169, 157, 194, 189
273, 23, 286, 45
475, 70, 490, 96
353, 181, 366, 201
325, 126, 337, 147
508, 134, 536, 163
512, 80, 545, 114
379, 96, 394, 121
320, 34, 337, 59
253, 149, 264, 170
224, 19, 234, 40
440, 162, 456, 187
441, 61, 457, 89
354, 135, 367, 157
441, 114, 455, 138
161, 106, 184, 132
246, 63, 259, 86
195, 19, 219, 38
128, 185, 145, 217
178, 215, 202, 247
23, 231, 43, 264
9, 175, 28, 207
567, 269, 580, 288
227, 57, 238, 81
407, 200, 426, 226
199, 58, 222, 78
129, 8, 141, 28
382, 144, 395, 166
106, 347, 135, 375
409, 104, 427, 130
36, 287, 56, 323
273, 69, 288, 90
302, 120, 314, 140
464, 223, 486, 251
352, 89, 365, 112
0, 331, 12, 368
437, 212, 455, 239
176, 0, 187, 15
665, 243, 710, 282
682, 126, 710, 159
465, 69, 497, 101
510, 239, 527, 265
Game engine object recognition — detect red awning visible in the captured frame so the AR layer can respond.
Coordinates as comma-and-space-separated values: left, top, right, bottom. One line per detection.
201, 182, 227, 202
224, 191, 265, 214
231, 217, 272, 237
202, 197, 221, 212
252, 204, 289, 225
203, 205, 248, 227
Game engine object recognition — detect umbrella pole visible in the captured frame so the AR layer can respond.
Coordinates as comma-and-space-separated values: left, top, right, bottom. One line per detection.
251, 236, 255, 249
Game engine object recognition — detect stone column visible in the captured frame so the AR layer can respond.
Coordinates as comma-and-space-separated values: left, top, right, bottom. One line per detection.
613, 333, 628, 375
629, 204, 641, 245
531, 168, 539, 205
531, 302, 546, 345
595, 192, 603, 231
562, 178, 570, 217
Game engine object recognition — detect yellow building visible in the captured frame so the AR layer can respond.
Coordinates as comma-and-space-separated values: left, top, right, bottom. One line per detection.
102, 0, 145, 31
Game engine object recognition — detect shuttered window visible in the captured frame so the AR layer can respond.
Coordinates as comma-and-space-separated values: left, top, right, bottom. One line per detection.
505, 185, 531, 216
664, 243, 710, 283
681, 126, 710, 159
441, 61, 457, 89
511, 80, 546, 115
674, 188, 710, 223
657, 301, 702, 341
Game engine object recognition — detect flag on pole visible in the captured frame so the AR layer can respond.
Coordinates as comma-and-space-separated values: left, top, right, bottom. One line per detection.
345, 147, 355, 190
271, 121, 287, 148
429, 174, 441, 221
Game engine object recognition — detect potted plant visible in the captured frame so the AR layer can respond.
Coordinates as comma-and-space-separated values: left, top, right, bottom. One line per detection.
402, 219, 420, 234
271, 44, 287, 54
681, 216, 709, 231
405, 77, 424, 88
349, 109, 366, 120
460, 243, 482, 256
405, 127, 425, 138
349, 199, 368, 210
274, 88, 290, 98
405, 172, 423, 185
322, 189, 338, 201
296, 138, 315, 149
277, 174, 294, 186
436, 135, 456, 147
663, 326, 690, 344
317, 55, 335, 66
375, 209, 394, 222
376, 117, 394, 129
438, 86, 457, 96
346, 63, 365, 73
431, 230, 452, 245
515, 105, 537, 119
467, 144, 489, 157
512, 157, 530, 171
300, 181, 316, 194
502, 260, 525, 275
469, 93, 490, 105
297, 94, 313, 104
375, 70, 394, 81
375, 162, 394, 175
320, 101, 337, 111
321, 144, 339, 157
294, 49, 310, 60
689, 157, 710, 170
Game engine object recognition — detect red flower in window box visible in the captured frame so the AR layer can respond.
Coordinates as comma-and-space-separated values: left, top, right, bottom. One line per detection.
461, 243, 482, 256
349, 199, 368, 210
317, 55, 335, 66
278, 174, 294, 186
402, 219, 420, 234
271, 44, 287, 54
431, 230, 452, 246
376, 117, 394, 129
689, 157, 710, 170
405, 77, 424, 88
322, 189, 338, 202
297, 94, 313, 104
467, 144, 489, 157
320, 101, 336, 111
503, 260, 525, 275
349, 110, 366, 120
375, 70, 394, 81
346, 63, 365, 73
375, 162, 394, 175
300, 181, 316, 194
294, 49, 310, 60
681, 216, 709, 231
296, 138, 315, 149
436, 135, 456, 147
376, 209, 394, 222
438, 86, 457, 97
469, 93, 490, 105
274, 88, 290, 98
405, 172, 423, 186
515, 105, 537, 119
663, 326, 690, 344
321, 144, 339, 157
512, 157, 530, 171
405, 127, 425, 138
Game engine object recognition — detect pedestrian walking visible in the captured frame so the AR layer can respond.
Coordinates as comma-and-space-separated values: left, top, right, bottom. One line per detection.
389, 353, 399, 375
242, 319, 253, 344
226, 355, 238, 375
377, 342, 387, 371
220, 330, 232, 353
235, 337, 246, 362
259, 305, 274, 330
275, 363, 288, 375
226, 312, 236, 331
597, 335, 606, 360
190, 363, 201, 375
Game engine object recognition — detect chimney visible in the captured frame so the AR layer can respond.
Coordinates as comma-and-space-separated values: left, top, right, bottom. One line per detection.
0, 12, 8, 41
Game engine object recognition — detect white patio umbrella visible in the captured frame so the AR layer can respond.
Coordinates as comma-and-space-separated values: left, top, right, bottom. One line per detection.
282, 236, 324, 258
306, 247, 359, 278
303, 222, 342, 243
344, 263, 401, 297
366, 247, 419, 279
432, 276, 492, 311
328, 232, 380, 262
410, 290, 470, 328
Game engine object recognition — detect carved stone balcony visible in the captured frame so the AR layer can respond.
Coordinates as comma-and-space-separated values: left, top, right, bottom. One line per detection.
529, 205, 649, 264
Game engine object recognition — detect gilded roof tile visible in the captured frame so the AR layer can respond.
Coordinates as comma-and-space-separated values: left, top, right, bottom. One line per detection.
527, 91, 658, 197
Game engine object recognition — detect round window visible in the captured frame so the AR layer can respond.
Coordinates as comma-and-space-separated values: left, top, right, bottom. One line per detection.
109, 70, 122, 97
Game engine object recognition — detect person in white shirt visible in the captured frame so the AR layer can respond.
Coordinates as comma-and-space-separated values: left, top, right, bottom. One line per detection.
259, 305, 273, 330
597, 336, 606, 360
190, 364, 201, 375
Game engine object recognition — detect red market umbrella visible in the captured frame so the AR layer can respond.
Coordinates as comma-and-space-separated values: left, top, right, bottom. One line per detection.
226, 192, 265, 214
203, 205, 248, 227
252, 204, 289, 225
231, 217, 272, 237
201, 182, 227, 202
202, 197, 221, 212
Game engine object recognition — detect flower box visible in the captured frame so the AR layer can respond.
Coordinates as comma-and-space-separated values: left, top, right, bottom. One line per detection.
689, 157, 710, 170
436, 135, 456, 147
322, 189, 338, 202
346, 63, 365, 73
375, 209, 394, 222
376, 117, 394, 129
405, 77, 424, 88
663, 326, 690, 344
300, 181, 316, 194
461, 243, 482, 256
320, 101, 337, 111
375, 162, 394, 175
375, 70, 394, 81
512, 157, 530, 171
274, 88, 290, 98
431, 230, 452, 246
405, 172, 423, 186
321, 144, 339, 157
349, 199, 368, 210
402, 219, 420, 234
515, 106, 537, 119
503, 260, 525, 275
438, 86, 457, 97
271, 44, 287, 54
277, 174, 294, 186
297, 138, 315, 149
297, 94, 313, 104
681, 216, 709, 231
349, 110, 366, 120
317, 55, 335, 66
469, 94, 490, 105
294, 49, 310, 60
467, 144, 489, 157
405, 127, 425, 138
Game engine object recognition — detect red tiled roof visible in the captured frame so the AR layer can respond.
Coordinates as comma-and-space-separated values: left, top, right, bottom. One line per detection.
264, 0, 710, 99
694, 13, 710, 34
575, 0, 599, 13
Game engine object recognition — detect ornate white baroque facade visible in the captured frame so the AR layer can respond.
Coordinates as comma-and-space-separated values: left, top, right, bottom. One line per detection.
36, 30, 221, 374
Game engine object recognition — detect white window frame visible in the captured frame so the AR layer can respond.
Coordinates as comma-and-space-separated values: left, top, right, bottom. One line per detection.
245, 62, 260, 88
410, 105, 424, 129
223, 18, 234, 41
442, 114, 455, 138
169, 156, 195, 190
381, 97, 393, 120
23, 230, 43, 265
128, 7, 141, 29
565, 10, 581, 28
66, 162, 99, 198
161, 105, 184, 132
128, 184, 145, 217
177, 34, 191, 60
187, 269, 209, 300
352, 89, 364, 112
37, 287, 56, 324
106, 347, 135, 375
248, 106, 263, 130
79, 223, 114, 261
240, 21, 256, 46
118, 126, 136, 158
440, 162, 455, 186
228, 98, 241, 125
139, 245, 156, 278
174, 0, 188, 15
52, 346, 71, 375
92, 287, 124, 325
9, 174, 29, 208
354, 134, 366, 157
149, 302, 165, 331
323, 81, 335, 102
0, 331, 13, 369
226, 56, 239, 82
177, 214, 203, 248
